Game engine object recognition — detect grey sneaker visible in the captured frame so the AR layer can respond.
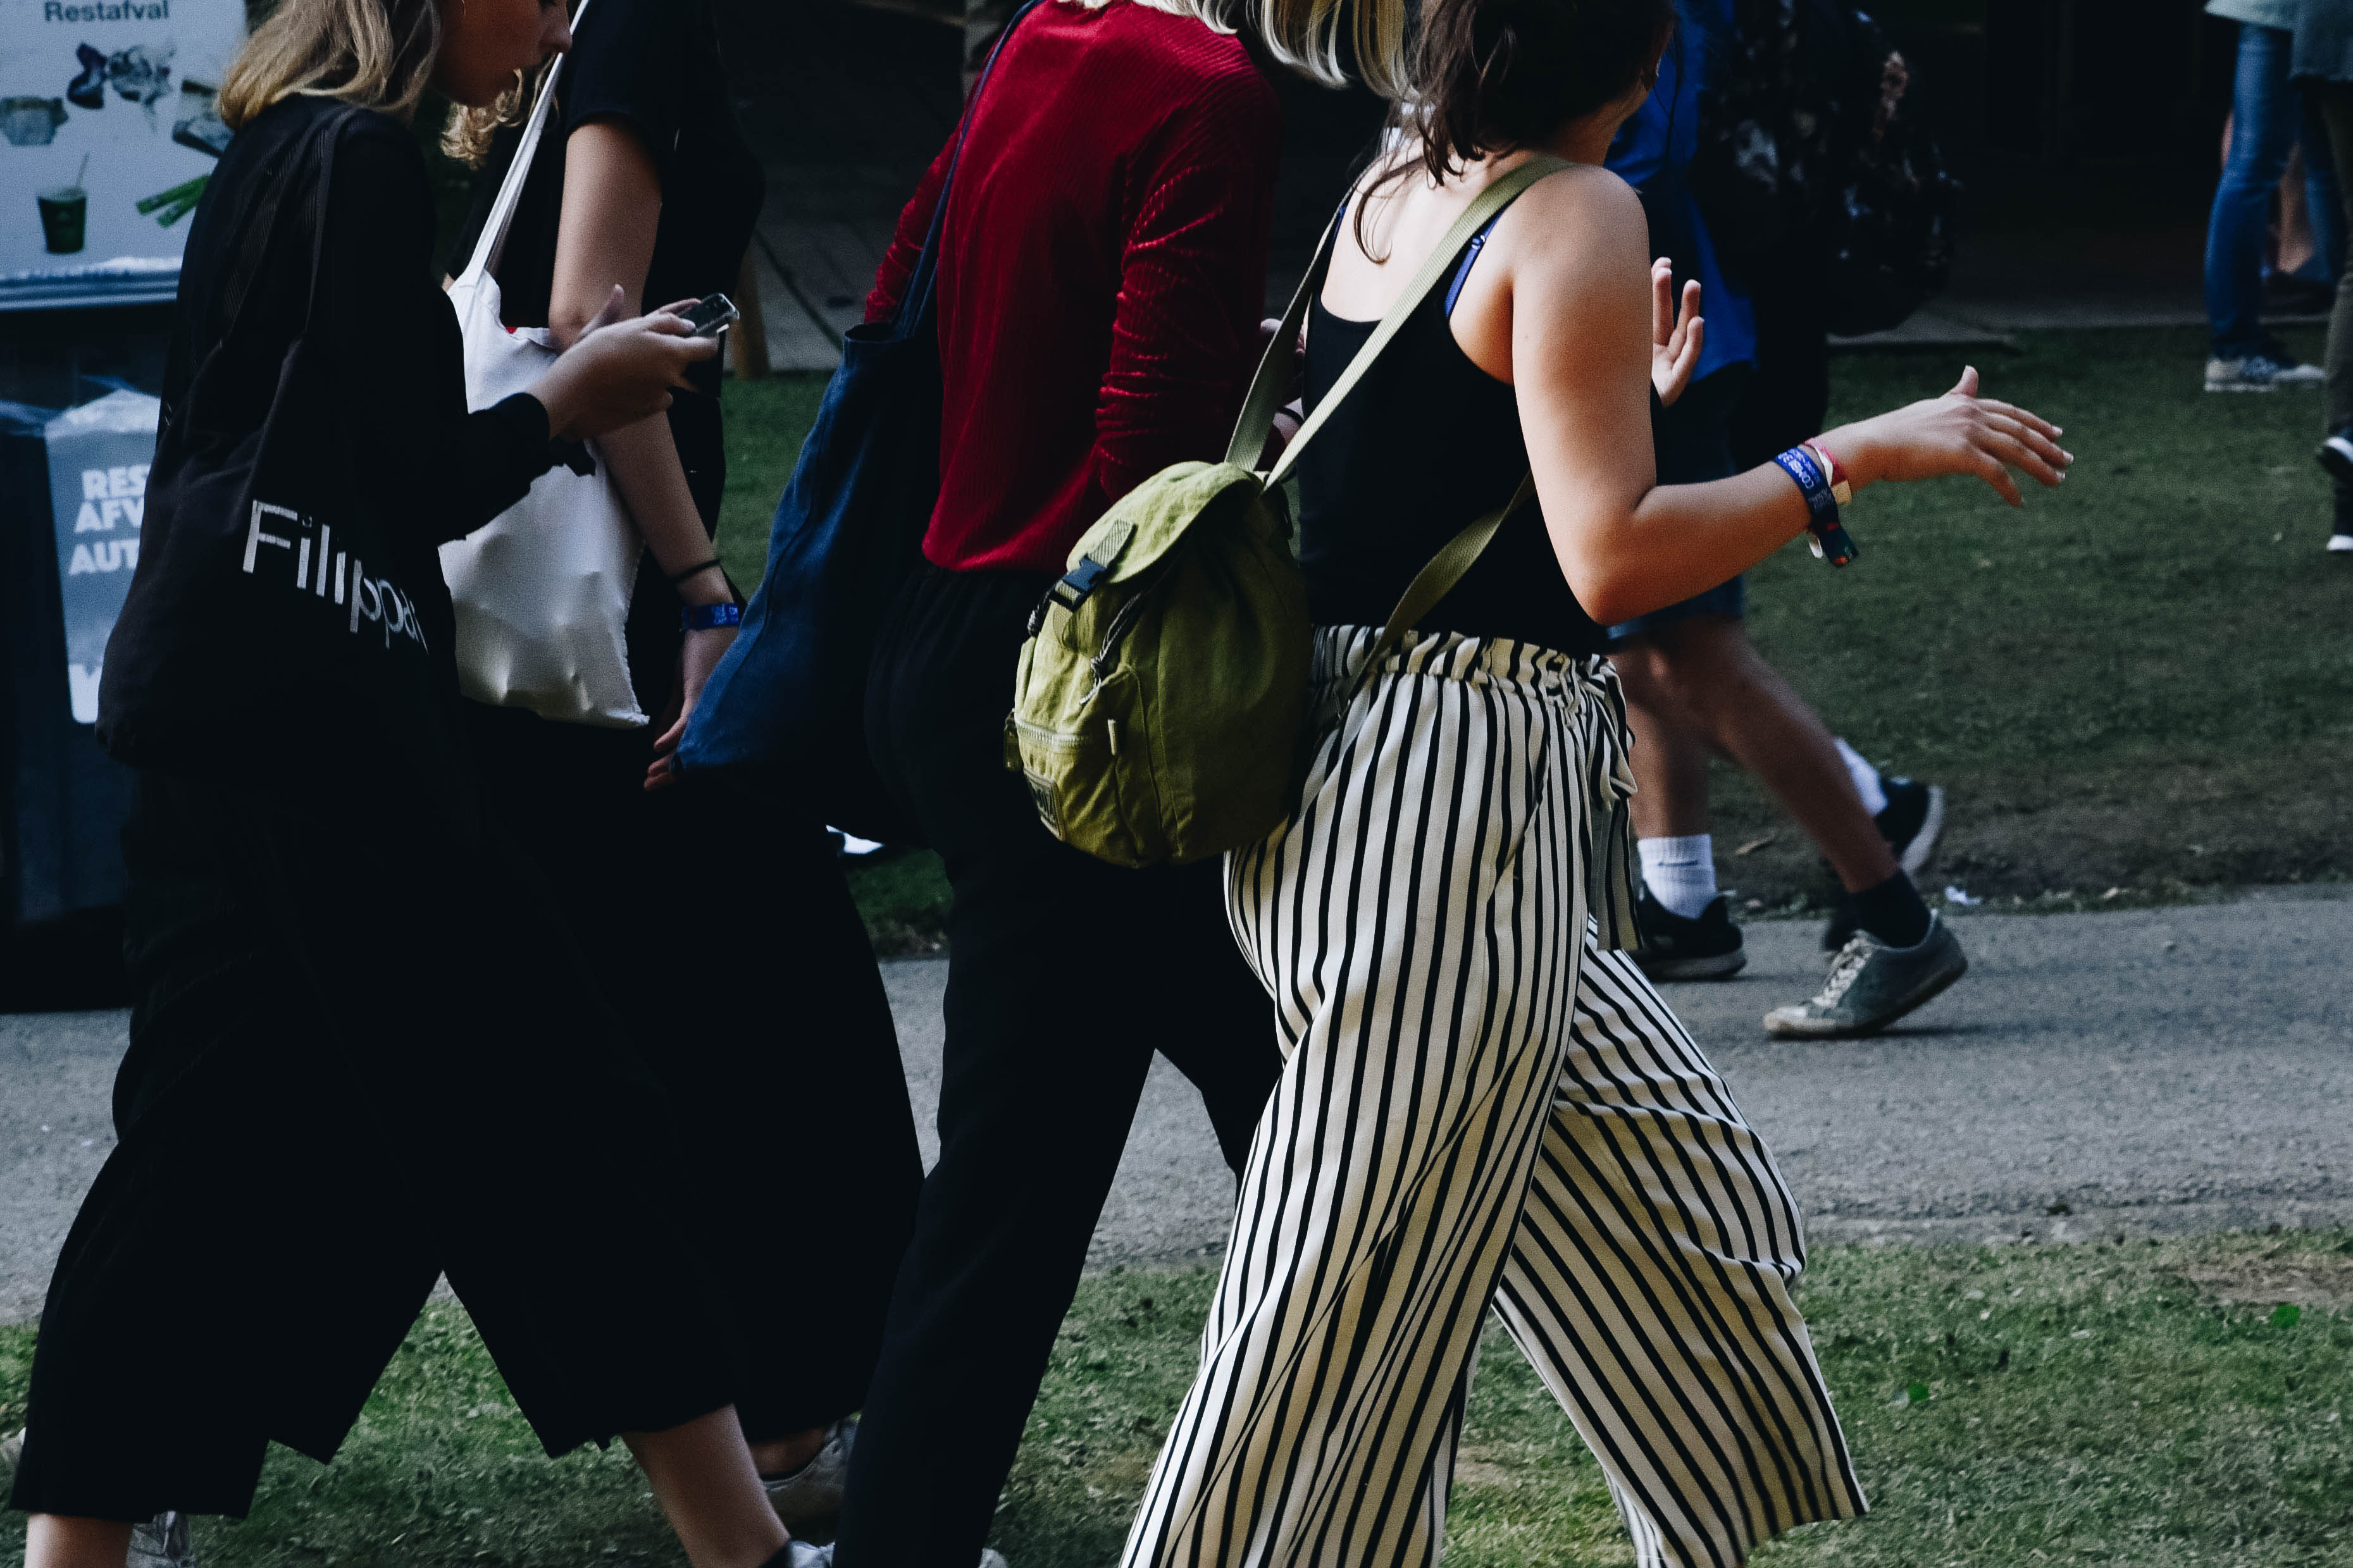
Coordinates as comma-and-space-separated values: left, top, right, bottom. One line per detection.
2207, 351, 2326, 391
127, 1512, 196, 1568
1765, 914, 1968, 1039
764, 1419, 854, 1533
784, 1544, 1005, 1568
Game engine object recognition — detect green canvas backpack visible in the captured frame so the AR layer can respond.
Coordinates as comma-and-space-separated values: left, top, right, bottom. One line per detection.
1005, 156, 1568, 868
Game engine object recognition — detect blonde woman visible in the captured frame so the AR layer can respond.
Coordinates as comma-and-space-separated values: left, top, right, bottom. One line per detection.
15, 3, 804, 1567
1121, 0, 2072, 1563
835, 1, 1397, 1563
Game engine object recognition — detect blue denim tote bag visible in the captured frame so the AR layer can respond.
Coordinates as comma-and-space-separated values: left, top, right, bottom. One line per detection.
675, 1, 1039, 841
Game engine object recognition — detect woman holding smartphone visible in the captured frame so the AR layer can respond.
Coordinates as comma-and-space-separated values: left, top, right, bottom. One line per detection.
442, 0, 923, 1531
18, 3, 807, 1566
1122, 0, 2072, 1564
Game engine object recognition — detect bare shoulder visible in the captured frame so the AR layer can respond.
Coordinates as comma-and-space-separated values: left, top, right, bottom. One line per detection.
1494, 164, 1648, 280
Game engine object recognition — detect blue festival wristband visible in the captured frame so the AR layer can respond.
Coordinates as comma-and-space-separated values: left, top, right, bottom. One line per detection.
1771, 447, 1859, 567
681, 602, 743, 633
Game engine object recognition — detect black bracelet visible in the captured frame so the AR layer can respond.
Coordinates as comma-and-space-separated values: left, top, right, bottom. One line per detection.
681, 602, 743, 633
667, 556, 724, 586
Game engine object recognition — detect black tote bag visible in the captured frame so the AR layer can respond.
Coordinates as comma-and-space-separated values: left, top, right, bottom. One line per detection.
672, 1, 1043, 843
99, 107, 460, 779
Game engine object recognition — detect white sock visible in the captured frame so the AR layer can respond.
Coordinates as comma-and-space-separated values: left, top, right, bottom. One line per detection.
1834, 737, 1888, 818
1638, 834, 1718, 918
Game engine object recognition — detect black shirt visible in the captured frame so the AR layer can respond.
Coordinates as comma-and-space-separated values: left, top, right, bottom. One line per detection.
1294, 242, 1608, 660
447, 0, 762, 705
166, 96, 559, 549
144, 96, 563, 814
448, 0, 764, 409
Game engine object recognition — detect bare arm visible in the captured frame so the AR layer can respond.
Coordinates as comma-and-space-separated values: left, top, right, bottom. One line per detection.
545, 118, 738, 784
547, 118, 729, 610
1506, 171, 2069, 627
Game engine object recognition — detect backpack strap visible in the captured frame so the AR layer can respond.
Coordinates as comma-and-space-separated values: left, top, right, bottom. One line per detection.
1231, 152, 1570, 485
1227, 155, 1571, 694
891, 0, 1047, 333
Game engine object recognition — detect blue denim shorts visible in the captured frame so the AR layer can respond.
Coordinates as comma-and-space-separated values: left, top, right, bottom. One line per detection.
1606, 573, 1746, 643
1608, 364, 1751, 644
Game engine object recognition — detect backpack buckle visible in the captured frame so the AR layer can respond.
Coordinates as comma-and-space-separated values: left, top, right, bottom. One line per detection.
1049, 554, 1112, 615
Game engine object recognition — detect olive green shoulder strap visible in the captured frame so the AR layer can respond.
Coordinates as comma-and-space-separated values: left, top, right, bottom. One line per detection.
1230, 156, 1571, 691
1224, 154, 1571, 481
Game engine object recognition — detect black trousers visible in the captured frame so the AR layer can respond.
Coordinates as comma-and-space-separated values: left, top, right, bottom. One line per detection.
11, 765, 745, 1521
463, 701, 922, 1440
835, 562, 1284, 1568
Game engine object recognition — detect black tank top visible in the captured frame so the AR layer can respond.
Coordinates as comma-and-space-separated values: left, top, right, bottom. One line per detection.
1293, 218, 1608, 658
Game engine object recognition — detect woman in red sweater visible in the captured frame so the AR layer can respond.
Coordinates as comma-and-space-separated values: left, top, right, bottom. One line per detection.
840, 1, 1374, 1563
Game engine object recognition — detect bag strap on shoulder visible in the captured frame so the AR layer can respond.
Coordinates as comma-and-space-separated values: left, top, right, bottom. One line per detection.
456, 0, 599, 288
1227, 155, 1572, 694
893, 0, 1047, 333
213, 106, 357, 356
1225, 153, 1570, 480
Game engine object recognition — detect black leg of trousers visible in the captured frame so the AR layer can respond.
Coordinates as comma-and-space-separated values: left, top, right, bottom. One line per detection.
13, 767, 748, 1522
464, 705, 925, 1441
834, 564, 1282, 1568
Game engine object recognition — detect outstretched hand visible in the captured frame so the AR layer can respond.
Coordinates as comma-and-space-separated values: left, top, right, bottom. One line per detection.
1828, 365, 2073, 507
1650, 260, 1704, 407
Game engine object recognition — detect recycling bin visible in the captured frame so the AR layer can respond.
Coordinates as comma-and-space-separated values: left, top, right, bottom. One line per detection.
3, 388, 151, 931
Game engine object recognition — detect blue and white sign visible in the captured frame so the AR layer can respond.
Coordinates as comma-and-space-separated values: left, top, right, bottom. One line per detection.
0, 0, 244, 309
44, 387, 156, 723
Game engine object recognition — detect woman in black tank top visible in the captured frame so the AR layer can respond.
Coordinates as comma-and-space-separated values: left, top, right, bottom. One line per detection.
1293, 206, 1617, 657
1121, 4, 2073, 1566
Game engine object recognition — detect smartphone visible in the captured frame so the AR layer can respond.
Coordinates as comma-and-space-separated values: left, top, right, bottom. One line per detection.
678, 294, 740, 337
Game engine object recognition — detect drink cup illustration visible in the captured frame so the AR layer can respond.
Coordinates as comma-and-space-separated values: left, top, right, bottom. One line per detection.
39, 185, 88, 254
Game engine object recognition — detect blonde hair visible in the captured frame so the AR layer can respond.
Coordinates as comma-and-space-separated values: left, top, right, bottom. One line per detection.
1069, 0, 1409, 96
218, 0, 443, 130
442, 56, 547, 165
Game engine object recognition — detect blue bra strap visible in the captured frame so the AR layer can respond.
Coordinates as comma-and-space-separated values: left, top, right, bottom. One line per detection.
1442, 211, 1507, 318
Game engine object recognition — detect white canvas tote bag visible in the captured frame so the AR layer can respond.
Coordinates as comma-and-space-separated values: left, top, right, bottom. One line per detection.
441, 1, 649, 729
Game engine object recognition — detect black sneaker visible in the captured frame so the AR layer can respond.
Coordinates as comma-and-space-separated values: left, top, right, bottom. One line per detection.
1820, 778, 1946, 951
1632, 887, 1747, 981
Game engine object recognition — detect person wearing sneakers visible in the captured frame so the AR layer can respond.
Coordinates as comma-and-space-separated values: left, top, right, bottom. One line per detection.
2206, 0, 2338, 394
1113, 0, 2071, 1557
1602, 0, 1966, 1039
2297, 0, 2353, 549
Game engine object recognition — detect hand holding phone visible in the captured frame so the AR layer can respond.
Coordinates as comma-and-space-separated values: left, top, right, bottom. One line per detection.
676, 293, 741, 338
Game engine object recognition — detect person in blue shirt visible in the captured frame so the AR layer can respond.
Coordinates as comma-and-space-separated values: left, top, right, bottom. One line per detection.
1605, 0, 1965, 1039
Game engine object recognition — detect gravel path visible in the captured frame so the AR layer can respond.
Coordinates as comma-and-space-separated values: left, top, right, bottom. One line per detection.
2, 890, 2345, 1321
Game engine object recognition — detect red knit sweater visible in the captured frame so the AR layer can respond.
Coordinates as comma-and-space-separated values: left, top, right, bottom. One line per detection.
866, 0, 1281, 575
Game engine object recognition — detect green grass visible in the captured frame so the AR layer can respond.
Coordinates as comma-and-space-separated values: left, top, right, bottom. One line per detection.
1727, 324, 2353, 913
711, 330, 2353, 947
9, 1233, 2353, 1564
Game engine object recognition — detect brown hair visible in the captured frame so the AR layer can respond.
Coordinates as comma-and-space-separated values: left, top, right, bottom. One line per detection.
218, 0, 443, 130
1357, 0, 1673, 247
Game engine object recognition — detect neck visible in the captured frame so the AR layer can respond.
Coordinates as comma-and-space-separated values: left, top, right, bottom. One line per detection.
1535, 114, 1624, 168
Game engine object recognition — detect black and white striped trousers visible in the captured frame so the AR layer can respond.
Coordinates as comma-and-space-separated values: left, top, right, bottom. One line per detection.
1122, 628, 1865, 1568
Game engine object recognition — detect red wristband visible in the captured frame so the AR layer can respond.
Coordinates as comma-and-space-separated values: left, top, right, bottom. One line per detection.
1804, 441, 1853, 505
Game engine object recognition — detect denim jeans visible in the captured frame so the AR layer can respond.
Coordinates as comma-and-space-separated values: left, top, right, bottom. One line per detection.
2206, 22, 2345, 359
